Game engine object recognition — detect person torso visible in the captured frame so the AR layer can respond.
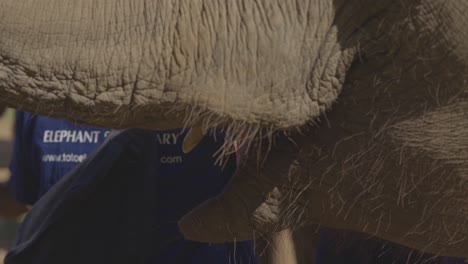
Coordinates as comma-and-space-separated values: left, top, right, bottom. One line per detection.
14, 113, 256, 263
25, 113, 111, 197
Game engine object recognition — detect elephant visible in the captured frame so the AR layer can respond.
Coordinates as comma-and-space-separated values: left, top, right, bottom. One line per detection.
0, 0, 467, 259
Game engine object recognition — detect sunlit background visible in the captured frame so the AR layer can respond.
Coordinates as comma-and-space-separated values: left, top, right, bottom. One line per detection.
0, 109, 26, 264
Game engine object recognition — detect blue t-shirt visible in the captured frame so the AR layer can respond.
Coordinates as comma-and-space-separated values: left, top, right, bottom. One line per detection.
148, 129, 256, 263
9, 111, 111, 204
9, 112, 257, 264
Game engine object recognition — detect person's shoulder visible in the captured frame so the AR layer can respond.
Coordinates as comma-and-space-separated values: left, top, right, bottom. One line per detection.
16, 111, 54, 126
22, 113, 78, 130
15, 110, 29, 121
14, 111, 36, 131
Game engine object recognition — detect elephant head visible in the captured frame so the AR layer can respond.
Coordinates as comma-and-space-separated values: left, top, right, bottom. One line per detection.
1, 0, 467, 258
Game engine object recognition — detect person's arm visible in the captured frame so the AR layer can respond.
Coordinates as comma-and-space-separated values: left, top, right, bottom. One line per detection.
0, 183, 28, 218
9, 111, 39, 206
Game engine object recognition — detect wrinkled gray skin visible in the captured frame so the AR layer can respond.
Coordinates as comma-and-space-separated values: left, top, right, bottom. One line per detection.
1, 0, 467, 258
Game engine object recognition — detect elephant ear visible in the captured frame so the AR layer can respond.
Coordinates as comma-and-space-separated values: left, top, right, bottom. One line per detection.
429, 1, 468, 60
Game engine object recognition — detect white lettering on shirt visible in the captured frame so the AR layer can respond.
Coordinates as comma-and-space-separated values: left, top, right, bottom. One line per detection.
42, 130, 104, 144
156, 133, 179, 145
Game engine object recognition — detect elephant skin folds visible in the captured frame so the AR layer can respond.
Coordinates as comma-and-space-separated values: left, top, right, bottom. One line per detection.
0, 0, 467, 258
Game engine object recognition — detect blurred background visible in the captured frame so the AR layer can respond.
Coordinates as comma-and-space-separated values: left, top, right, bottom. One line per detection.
0, 109, 27, 264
